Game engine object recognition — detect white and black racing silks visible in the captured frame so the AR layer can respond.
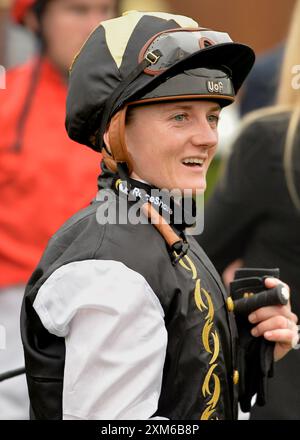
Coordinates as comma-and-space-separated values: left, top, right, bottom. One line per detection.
21, 169, 242, 420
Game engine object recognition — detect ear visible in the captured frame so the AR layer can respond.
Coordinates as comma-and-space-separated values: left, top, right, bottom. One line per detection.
102, 130, 117, 173
103, 130, 111, 152
23, 9, 40, 35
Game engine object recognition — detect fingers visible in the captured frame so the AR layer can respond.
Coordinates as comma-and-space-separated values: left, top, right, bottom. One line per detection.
251, 314, 298, 338
264, 278, 291, 304
292, 312, 299, 324
266, 326, 299, 362
250, 313, 299, 361
251, 315, 299, 363
248, 277, 299, 361
248, 305, 297, 324
265, 328, 298, 349
264, 277, 289, 291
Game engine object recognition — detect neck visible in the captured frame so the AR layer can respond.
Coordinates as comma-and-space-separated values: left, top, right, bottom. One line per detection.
116, 176, 196, 231
129, 173, 149, 186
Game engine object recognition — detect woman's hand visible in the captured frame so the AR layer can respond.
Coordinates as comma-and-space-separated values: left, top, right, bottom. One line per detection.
248, 277, 299, 361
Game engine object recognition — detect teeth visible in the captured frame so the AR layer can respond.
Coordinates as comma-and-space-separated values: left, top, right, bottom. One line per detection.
182, 158, 204, 165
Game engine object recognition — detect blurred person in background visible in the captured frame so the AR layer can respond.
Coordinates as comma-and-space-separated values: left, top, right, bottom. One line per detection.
238, 43, 284, 116
197, 0, 300, 420
0, 0, 119, 419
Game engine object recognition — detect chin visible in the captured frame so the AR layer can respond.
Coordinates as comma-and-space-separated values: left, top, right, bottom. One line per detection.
163, 179, 206, 194
181, 180, 206, 194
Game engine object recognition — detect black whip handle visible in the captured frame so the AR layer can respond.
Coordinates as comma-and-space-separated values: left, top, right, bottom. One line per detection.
233, 285, 289, 316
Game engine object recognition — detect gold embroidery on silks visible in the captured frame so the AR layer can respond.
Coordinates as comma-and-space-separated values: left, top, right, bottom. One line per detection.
183, 255, 197, 280
178, 252, 221, 420
194, 279, 206, 311
179, 257, 192, 273
210, 331, 220, 365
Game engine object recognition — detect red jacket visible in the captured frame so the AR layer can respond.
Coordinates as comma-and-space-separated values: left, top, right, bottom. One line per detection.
0, 57, 101, 287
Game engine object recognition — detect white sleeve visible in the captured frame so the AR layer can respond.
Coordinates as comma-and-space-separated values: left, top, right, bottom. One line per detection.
33, 259, 168, 420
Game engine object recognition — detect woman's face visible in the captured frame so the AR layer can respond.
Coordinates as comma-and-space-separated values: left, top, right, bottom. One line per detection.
125, 100, 220, 193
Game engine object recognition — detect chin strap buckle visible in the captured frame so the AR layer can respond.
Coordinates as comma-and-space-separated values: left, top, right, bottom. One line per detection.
171, 240, 189, 265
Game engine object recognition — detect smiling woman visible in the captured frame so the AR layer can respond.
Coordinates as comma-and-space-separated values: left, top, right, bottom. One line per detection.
118, 101, 220, 192
20, 10, 299, 421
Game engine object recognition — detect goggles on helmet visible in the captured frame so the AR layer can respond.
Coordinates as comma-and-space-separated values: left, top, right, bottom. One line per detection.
139, 28, 233, 75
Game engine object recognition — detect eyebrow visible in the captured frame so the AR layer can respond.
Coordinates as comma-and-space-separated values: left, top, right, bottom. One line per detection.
208, 105, 221, 112
162, 103, 221, 112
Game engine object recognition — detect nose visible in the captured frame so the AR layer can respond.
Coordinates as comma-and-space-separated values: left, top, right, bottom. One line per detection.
190, 118, 218, 149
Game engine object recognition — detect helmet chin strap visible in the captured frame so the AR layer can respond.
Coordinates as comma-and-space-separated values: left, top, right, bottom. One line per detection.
106, 107, 189, 265
104, 106, 133, 174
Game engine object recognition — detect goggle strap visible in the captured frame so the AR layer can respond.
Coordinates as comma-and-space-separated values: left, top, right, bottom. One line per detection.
141, 202, 189, 265
97, 49, 162, 151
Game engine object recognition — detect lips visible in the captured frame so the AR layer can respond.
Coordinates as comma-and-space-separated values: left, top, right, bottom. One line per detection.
181, 157, 206, 167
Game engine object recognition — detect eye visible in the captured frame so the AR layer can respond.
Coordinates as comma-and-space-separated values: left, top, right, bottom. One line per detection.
173, 113, 187, 122
207, 114, 220, 127
69, 5, 88, 15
